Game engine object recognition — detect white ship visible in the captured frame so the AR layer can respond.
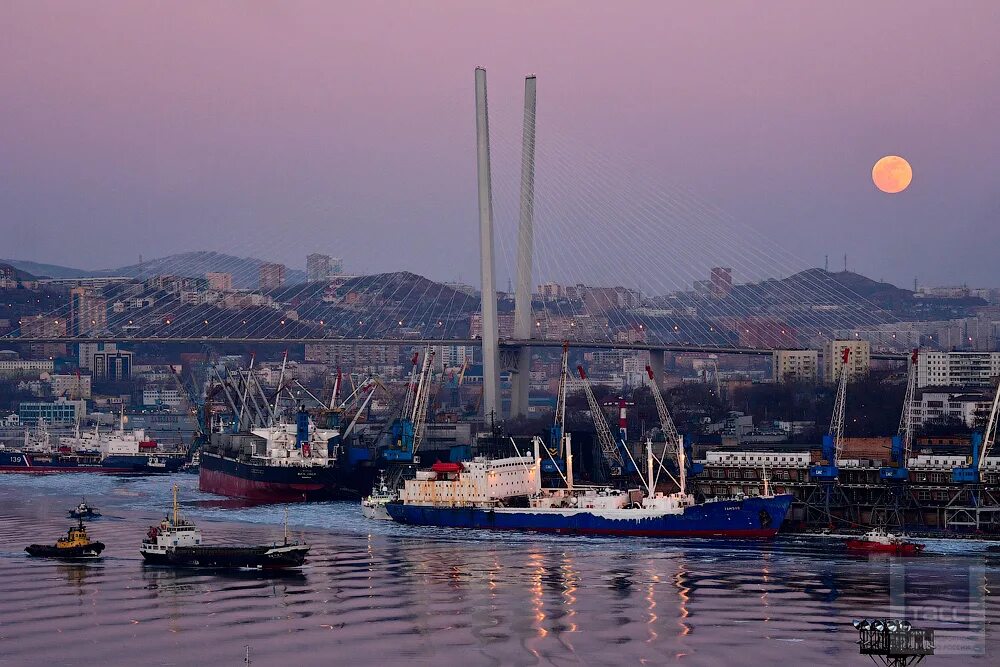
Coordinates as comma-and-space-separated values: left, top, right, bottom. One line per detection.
361, 473, 395, 520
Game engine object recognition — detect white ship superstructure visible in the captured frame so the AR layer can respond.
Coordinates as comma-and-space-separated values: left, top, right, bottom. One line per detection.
248, 419, 339, 468
361, 473, 396, 520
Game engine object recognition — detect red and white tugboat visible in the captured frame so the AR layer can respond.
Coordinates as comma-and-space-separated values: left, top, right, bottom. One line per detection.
846, 528, 925, 556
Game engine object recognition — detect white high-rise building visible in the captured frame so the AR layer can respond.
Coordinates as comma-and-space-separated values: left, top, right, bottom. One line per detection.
916, 351, 1000, 389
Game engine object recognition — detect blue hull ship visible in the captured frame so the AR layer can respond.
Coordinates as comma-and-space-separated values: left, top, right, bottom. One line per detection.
0, 450, 185, 474
386, 493, 793, 538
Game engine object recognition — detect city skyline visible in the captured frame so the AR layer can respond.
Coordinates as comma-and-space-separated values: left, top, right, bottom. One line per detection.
3, 2, 999, 288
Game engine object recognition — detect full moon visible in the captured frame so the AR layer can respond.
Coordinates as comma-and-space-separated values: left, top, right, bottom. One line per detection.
872, 155, 912, 194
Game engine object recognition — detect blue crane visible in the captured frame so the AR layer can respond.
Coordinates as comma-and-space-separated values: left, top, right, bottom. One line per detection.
385, 349, 435, 463
541, 343, 569, 476
880, 349, 919, 481
952, 374, 1000, 485
810, 347, 851, 482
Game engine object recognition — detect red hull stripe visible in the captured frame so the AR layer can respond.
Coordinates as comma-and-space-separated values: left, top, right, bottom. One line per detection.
407, 523, 779, 538
0, 466, 133, 474
199, 467, 324, 502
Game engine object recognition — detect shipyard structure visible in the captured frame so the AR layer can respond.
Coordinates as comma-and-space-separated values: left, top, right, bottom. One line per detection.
692, 442, 1000, 533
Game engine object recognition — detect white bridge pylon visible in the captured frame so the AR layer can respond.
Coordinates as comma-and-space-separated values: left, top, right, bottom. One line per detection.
477, 68, 538, 420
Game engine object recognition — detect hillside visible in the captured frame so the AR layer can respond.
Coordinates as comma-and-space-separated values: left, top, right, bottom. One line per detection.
730, 269, 986, 319
761, 268, 912, 306
340, 272, 475, 306
0, 262, 39, 281
90, 251, 307, 288
0, 259, 92, 279
3, 252, 307, 288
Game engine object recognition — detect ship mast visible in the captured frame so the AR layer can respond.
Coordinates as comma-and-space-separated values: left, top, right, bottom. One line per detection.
172, 483, 179, 526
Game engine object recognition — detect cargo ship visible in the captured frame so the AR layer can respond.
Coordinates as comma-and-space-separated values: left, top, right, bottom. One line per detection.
0, 421, 185, 474
199, 408, 346, 502
386, 438, 794, 538
141, 486, 309, 569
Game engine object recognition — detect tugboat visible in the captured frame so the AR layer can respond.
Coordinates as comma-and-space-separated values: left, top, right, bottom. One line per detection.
68, 500, 101, 519
26, 520, 105, 559
180, 451, 200, 474
361, 472, 395, 521
846, 528, 925, 556
141, 486, 310, 569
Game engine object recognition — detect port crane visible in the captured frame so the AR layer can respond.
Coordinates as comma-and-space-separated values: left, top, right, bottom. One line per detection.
576, 365, 626, 479
385, 348, 436, 463
541, 344, 570, 476
881, 349, 918, 482
952, 374, 1000, 485
873, 349, 921, 528
945, 374, 1000, 530
811, 347, 851, 482
807, 347, 855, 526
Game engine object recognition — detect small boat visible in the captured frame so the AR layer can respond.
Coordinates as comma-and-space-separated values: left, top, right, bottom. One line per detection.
180, 451, 200, 474
26, 519, 105, 559
68, 500, 101, 519
140, 485, 309, 570
361, 472, 395, 521
846, 528, 925, 556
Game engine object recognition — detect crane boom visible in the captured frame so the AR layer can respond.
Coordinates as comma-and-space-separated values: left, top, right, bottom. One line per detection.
645, 365, 680, 446
328, 368, 343, 410
828, 347, 851, 465
411, 349, 436, 454
977, 375, 1000, 473
553, 343, 569, 457
401, 352, 420, 418
343, 379, 380, 439
897, 349, 918, 465
272, 350, 289, 418
577, 365, 624, 475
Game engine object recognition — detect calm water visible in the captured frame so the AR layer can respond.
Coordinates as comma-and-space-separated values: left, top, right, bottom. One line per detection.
0, 475, 996, 666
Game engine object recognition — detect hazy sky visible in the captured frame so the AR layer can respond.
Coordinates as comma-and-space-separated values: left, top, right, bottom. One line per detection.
2, 1, 999, 289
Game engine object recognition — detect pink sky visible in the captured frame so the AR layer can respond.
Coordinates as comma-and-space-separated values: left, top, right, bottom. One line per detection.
2, 1, 999, 287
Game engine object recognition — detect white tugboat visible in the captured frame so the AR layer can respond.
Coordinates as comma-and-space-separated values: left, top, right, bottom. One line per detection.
361, 472, 395, 521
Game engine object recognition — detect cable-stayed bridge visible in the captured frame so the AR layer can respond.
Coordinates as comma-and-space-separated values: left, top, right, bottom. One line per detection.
3, 68, 908, 418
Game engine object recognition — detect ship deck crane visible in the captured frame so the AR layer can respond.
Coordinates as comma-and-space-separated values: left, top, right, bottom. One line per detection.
881, 349, 918, 481
644, 365, 703, 492
577, 365, 625, 478
340, 377, 381, 440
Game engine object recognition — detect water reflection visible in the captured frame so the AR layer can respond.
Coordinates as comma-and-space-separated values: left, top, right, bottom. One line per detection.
1, 476, 997, 666
56, 562, 94, 595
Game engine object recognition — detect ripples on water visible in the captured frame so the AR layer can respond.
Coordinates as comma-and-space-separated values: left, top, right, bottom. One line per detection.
0, 475, 995, 666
